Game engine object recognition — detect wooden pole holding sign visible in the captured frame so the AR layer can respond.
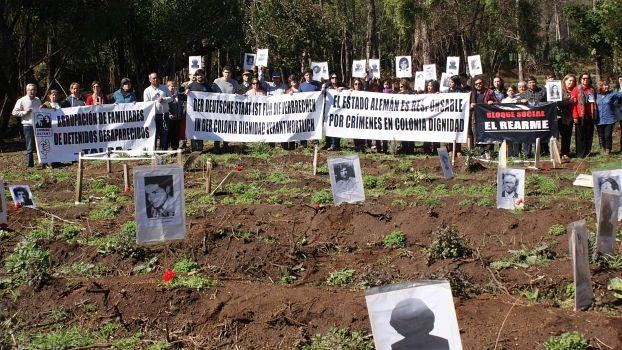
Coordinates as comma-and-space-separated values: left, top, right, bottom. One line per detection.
106, 148, 112, 173
205, 161, 212, 194
498, 140, 507, 168
451, 141, 457, 166
533, 137, 541, 169
123, 163, 130, 192
75, 152, 84, 204
176, 149, 182, 166
549, 137, 562, 168
313, 145, 319, 176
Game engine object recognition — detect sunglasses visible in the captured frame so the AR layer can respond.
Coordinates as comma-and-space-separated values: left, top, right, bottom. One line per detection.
251, 82, 259, 85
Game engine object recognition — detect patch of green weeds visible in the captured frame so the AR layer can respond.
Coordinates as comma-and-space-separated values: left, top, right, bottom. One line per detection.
608, 277, 622, 299
363, 175, 383, 189
402, 169, 431, 183
164, 257, 218, 291
174, 257, 200, 273
265, 171, 293, 184
88, 203, 121, 220
475, 197, 495, 208
528, 173, 559, 195
490, 242, 556, 269
543, 331, 588, 350
61, 224, 82, 240
58, 262, 106, 277
221, 182, 263, 205
246, 142, 274, 159
83, 302, 98, 313
27, 218, 55, 240
396, 159, 413, 173
458, 198, 471, 206
452, 183, 496, 196
391, 198, 408, 206
133, 256, 159, 275
47, 307, 70, 323
548, 224, 566, 236
277, 264, 305, 285
424, 227, 472, 264
326, 268, 356, 286
298, 327, 373, 350
311, 189, 333, 205
599, 254, 622, 269
383, 230, 407, 249
316, 164, 329, 175
2, 238, 51, 290
27, 326, 94, 349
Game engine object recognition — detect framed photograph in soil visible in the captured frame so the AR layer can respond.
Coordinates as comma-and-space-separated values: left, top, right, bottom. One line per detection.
0, 180, 7, 224
496, 168, 525, 210
8, 184, 35, 208
133, 165, 186, 244
592, 169, 622, 222
437, 147, 453, 179
328, 154, 365, 205
365, 280, 463, 350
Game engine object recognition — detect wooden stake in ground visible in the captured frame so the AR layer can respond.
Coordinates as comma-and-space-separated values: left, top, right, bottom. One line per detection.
498, 140, 507, 168
533, 137, 541, 169
549, 137, 562, 168
106, 148, 112, 173
75, 152, 84, 204
204, 161, 212, 194
123, 163, 130, 192
313, 145, 319, 176
567, 219, 594, 311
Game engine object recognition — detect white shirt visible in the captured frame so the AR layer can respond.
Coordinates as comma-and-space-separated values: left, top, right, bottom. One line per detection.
12, 95, 42, 125
143, 84, 173, 114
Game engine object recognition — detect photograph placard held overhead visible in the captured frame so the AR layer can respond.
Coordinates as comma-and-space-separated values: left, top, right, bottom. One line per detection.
243, 53, 256, 70
395, 56, 412, 78
440, 72, 450, 92
311, 61, 329, 81
496, 168, 525, 210
352, 59, 366, 78
414, 71, 425, 91
467, 55, 483, 76
255, 49, 269, 67
8, 185, 35, 208
0, 180, 7, 225
188, 56, 202, 75
368, 59, 381, 79
592, 169, 622, 221
328, 155, 365, 205
546, 80, 562, 102
423, 64, 437, 81
446, 56, 459, 76
365, 280, 463, 350
133, 165, 186, 244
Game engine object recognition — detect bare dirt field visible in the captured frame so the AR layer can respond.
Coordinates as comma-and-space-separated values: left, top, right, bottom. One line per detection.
0, 137, 621, 349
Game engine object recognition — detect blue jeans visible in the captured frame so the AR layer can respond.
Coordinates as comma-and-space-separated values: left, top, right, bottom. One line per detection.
23, 125, 35, 167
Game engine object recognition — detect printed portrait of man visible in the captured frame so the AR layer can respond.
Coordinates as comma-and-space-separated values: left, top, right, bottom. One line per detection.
144, 175, 176, 219
11, 186, 34, 206
501, 173, 519, 198
334, 162, 357, 194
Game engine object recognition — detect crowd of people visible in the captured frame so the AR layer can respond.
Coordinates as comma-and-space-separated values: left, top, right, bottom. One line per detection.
11, 64, 622, 167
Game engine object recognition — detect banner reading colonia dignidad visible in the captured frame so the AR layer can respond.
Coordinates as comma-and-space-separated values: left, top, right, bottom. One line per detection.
324, 90, 470, 143
187, 91, 323, 143
33, 102, 157, 164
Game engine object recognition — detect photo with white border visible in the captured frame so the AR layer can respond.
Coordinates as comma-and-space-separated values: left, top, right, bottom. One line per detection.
395, 56, 412, 78
592, 169, 622, 221
188, 56, 202, 75
467, 55, 483, 76
255, 49, 269, 67
8, 185, 35, 208
328, 155, 365, 205
496, 168, 525, 210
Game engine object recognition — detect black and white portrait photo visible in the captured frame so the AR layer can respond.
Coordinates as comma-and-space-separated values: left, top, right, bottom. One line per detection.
467, 54, 482, 76
440, 72, 450, 93
188, 55, 202, 75
414, 71, 426, 91
369, 59, 381, 78
546, 80, 563, 102
328, 155, 365, 205
395, 56, 412, 78
592, 169, 622, 222
134, 165, 186, 244
352, 59, 366, 78
255, 48, 269, 67
9, 185, 35, 208
35, 113, 51, 128
496, 168, 525, 209
311, 61, 329, 81
446, 56, 459, 75
423, 64, 437, 81
365, 280, 463, 350
243, 53, 256, 70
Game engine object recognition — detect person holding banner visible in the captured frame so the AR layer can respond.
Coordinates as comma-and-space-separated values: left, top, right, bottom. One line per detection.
398, 79, 415, 154
595, 79, 622, 155
571, 73, 596, 158
212, 66, 240, 153
63, 82, 85, 107
470, 77, 498, 153
351, 78, 367, 152
143, 73, 174, 150
12, 83, 41, 167
85, 81, 108, 105
324, 75, 347, 151
423, 80, 441, 154
166, 81, 183, 150
186, 69, 210, 152
245, 77, 266, 96
238, 70, 253, 94
112, 78, 137, 103
41, 89, 61, 110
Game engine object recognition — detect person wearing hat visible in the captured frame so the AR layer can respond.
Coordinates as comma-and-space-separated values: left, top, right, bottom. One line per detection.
238, 70, 253, 94
112, 78, 137, 103
259, 67, 287, 96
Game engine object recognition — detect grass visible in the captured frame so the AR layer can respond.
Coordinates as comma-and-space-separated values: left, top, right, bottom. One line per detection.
383, 231, 407, 248
490, 242, 556, 269
221, 182, 264, 205
163, 257, 218, 291
2, 238, 51, 290
88, 203, 122, 220
543, 331, 588, 350
548, 224, 566, 236
326, 268, 356, 286
424, 226, 472, 264
58, 262, 106, 277
311, 189, 333, 205
298, 327, 373, 350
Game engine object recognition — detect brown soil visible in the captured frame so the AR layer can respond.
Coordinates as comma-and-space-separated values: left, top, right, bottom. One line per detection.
1, 142, 621, 349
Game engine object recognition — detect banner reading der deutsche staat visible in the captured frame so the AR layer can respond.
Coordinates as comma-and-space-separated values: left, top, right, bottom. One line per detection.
324, 90, 470, 143
33, 102, 157, 164
187, 91, 324, 143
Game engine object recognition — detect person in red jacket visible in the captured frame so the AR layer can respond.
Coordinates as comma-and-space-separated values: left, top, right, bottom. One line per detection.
571, 72, 597, 158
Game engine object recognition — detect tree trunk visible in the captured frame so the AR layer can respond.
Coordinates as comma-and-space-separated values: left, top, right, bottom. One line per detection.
366, 0, 378, 59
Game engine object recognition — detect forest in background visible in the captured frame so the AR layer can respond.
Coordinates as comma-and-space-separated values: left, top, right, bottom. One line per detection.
1, 0, 622, 136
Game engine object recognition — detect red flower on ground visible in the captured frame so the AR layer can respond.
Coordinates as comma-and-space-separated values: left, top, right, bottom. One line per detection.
14, 202, 20, 209
544, 165, 550, 171
234, 165, 243, 171
163, 269, 175, 283
515, 198, 523, 206
315, 203, 321, 210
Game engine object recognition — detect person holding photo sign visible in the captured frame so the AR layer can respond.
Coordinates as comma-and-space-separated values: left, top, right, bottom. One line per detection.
571, 73, 596, 158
